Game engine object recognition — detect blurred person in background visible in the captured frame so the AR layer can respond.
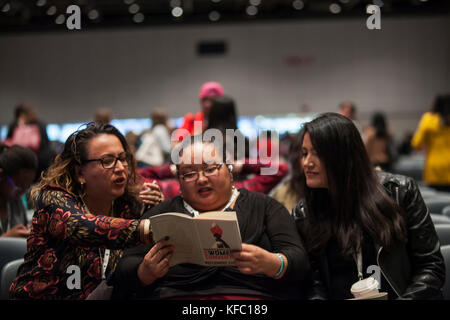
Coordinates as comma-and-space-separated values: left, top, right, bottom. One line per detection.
397, 131, 413, 156
272, 131, 304, 212
0, 144, 38, 238
206, 96, 250, 162
363, 112, 394, 171
175, 81, 224, 140
338, 101, 362, 135
125, 131, 139, 156
94, 108, 113, 125
5, 103, 54, 179
411, 94, 450, 192
135, 109, 172, 167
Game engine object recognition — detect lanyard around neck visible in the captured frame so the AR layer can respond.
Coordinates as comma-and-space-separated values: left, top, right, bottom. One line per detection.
354, 249, 363, 280
183, 187, 239, 217
81, 198, 111, 280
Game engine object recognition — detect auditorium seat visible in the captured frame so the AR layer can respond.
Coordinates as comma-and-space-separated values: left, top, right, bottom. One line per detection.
443, 205, 450, 217
391, 154, 424, 182
440, 245, 450, 300
0, 259, 23, 300
430, 214, 450, 225
435, 225, 450, 246
425, 197, 450, 215
0, 237, 26, 291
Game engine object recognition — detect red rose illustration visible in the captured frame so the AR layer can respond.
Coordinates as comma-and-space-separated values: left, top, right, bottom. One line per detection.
37, 249, 58, 271
210, 223, 223, 237
94, 216, 110, 235
81, 213, 96, 221
23, 273, 59, 299
87, 257, 102, 279
48, 208, 71, 239
32, 209, 49, 233
107, 218, 132, 240
28, 234, 47, 247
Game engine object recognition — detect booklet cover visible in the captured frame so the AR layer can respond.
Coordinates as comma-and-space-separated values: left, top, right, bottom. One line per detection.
150, 211, 242, 267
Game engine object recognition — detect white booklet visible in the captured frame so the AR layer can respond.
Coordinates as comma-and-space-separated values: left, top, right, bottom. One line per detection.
150, 211, 242, 267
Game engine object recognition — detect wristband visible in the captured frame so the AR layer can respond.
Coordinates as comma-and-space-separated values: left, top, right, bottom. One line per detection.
273, 253, 285, 278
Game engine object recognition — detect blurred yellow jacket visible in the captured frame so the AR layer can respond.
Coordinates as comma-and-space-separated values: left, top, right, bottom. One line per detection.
411, 112, 450, 185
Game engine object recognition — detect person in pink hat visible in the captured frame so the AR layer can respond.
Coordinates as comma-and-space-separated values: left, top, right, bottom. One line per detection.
177, 81, 224, 139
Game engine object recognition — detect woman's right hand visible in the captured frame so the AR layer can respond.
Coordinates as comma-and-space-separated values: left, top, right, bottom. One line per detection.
137, 240, 174, 286
1, 224, 30, 238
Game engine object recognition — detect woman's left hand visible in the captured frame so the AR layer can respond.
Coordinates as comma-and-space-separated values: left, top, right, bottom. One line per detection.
232, 243, 285, 277
139, 181, 164, 206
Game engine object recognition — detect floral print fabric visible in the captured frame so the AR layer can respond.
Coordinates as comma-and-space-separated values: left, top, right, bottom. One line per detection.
10, 186, 141, 300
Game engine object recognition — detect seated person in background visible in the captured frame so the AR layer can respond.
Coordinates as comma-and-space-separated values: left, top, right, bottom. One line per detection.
174, 81, 225, 141
10, 122, 162, 300
111, 137, 310, 300
272, 131, 304, 212
293, 113, 445, 300
363, 112, 394, 171
138, 159, 288, 200
205, 95, 250, 161
5, 103, 55, 180
0, 144, 38, 238
94, 107, 113, 125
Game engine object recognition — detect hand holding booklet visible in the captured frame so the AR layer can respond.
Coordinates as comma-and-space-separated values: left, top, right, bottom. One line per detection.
149, 211, 242, 267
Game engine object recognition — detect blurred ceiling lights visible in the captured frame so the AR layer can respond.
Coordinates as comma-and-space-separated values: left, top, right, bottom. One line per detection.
0, 0, 448, 33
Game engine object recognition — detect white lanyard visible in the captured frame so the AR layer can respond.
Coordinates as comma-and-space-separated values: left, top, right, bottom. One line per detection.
183, 187, 239, 217
81, 198, 111, 280
354, 249, 363, 280
98, 248, 111, 280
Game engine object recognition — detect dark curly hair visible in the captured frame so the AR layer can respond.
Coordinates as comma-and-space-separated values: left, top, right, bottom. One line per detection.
31, 122, 142, 217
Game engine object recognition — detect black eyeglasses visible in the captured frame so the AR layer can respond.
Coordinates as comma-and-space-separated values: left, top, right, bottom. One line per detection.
83, 152, 130, 169
179, 164, 223, 182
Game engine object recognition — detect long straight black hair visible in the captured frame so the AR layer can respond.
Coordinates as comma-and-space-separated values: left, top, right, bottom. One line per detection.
299, 113, 406, 257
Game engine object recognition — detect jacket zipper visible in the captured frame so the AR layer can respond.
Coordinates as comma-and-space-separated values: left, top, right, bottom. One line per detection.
376, 246, 401, 298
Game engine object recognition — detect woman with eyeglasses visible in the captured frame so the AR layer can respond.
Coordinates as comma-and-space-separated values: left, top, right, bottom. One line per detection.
0, 144, 38, 238
10, 122, 162, 300
111, 137, 310, 300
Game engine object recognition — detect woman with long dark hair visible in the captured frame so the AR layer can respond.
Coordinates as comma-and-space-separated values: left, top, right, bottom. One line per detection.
293, 113, 445, 300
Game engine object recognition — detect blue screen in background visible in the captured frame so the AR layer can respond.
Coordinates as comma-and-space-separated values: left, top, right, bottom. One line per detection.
0, 125, 8, 141
39, 114, 315, 143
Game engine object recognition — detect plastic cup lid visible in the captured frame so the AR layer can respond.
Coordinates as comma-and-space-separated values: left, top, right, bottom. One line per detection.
351, 277, 378, 293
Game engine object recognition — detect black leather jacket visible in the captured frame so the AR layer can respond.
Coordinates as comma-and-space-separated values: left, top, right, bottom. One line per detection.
293, 171, 446, 300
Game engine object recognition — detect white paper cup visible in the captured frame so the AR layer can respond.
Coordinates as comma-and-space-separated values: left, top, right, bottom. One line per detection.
350, 277, 379, 298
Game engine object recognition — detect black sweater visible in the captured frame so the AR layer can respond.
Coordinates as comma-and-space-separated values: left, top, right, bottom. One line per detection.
111, 188, 310, 299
